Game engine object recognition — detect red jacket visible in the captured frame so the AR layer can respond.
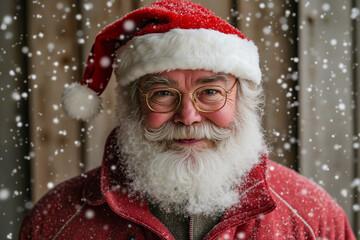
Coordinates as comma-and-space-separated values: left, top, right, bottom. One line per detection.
20, 129, 356, 239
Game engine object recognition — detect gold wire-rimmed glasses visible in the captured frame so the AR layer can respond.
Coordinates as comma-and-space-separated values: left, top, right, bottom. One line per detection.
137, 76, 238, 113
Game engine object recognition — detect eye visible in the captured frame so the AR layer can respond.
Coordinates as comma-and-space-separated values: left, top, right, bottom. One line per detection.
202, 89, 220, 95
148, 88, 178, 106
153, 90, 173, 96
145, 87, 180, 113
195, 86, 225, 105
197, 87, 223, 97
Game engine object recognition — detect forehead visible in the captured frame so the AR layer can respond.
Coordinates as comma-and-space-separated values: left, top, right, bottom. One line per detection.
154, 69, 223, 79
140, 69, 235, 88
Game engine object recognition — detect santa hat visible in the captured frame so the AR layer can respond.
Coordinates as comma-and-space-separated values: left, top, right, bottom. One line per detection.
61, 0, 261, 121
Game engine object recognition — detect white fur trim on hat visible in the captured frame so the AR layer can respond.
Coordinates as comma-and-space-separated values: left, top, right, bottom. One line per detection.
61, 82, 102, 121
114, 28, 261, 86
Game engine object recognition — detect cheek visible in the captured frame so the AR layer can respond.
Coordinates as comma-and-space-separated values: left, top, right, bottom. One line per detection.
206, 109, 235, 128
140, 99, 173, 129
205, 96, 237, 128
143, 113, 173, 129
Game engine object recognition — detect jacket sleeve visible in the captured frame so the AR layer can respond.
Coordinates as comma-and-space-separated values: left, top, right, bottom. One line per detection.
18, 171, 97, 240
320, 200, 357, 240
344, 215, 357, 240
19, 195, 53, 240
19, 207, 42, 240
19, 214, 33, 240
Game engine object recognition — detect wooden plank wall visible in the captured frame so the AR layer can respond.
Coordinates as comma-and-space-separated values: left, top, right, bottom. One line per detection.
0, 0, 31, 238
236, 0, 298, 169
25, 0, 359, 236
354, 0, 360, 232
80, 1, 133, 170
28, 0, 82, 201
298, 0, 358, 234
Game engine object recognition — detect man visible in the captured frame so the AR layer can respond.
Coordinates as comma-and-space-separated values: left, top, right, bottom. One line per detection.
20, 0, 356, 239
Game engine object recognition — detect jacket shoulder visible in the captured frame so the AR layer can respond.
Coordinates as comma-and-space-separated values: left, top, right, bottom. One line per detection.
267, 161, 336, 207
19, 167, 101, 239
267, 161, 354, 239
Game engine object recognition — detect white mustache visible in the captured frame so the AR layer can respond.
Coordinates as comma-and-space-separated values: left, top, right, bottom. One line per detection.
144, 121, 232, 142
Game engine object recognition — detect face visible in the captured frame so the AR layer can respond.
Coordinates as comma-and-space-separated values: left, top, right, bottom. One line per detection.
139, 69, 238, 148
116, 69, 264, 215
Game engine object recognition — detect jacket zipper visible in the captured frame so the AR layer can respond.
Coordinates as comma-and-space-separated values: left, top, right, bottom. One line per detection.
189, 215, 193, 240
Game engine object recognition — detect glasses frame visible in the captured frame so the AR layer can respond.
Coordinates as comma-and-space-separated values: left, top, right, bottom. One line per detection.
137, 78, 238, 113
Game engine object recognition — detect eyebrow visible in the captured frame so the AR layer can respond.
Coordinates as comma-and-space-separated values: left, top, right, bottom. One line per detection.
142, 75, 178, 90
142, 74, 230, 90
195, 74, 230, 85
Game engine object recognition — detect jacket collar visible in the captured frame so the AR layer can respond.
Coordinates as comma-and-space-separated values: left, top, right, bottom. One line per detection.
83, 127, 276, 240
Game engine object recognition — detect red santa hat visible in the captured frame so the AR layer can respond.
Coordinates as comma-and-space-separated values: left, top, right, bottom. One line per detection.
61, 0, 261, 121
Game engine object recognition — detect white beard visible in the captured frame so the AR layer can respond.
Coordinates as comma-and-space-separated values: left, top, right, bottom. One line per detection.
115, 86, 265, 216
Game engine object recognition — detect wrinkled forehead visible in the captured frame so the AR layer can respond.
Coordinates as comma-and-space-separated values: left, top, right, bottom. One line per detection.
139, 70, 234, 90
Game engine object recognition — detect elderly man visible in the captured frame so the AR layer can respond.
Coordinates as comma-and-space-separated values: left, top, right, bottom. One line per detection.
20, 0, 355, 239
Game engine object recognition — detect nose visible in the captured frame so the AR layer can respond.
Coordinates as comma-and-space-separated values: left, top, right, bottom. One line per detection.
173, 95, 202, 125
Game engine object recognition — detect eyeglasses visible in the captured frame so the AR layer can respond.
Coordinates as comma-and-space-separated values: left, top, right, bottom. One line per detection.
137, 76, 237, 113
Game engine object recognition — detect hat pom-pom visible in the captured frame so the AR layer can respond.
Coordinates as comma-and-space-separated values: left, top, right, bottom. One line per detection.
61, 82, 102, 121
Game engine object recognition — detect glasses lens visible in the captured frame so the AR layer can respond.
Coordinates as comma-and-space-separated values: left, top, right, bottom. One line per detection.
147, 88, 180, 112
194, 86, 226, 112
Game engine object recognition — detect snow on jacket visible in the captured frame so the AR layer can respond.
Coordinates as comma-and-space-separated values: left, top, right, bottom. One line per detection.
20, 129, 356, 240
